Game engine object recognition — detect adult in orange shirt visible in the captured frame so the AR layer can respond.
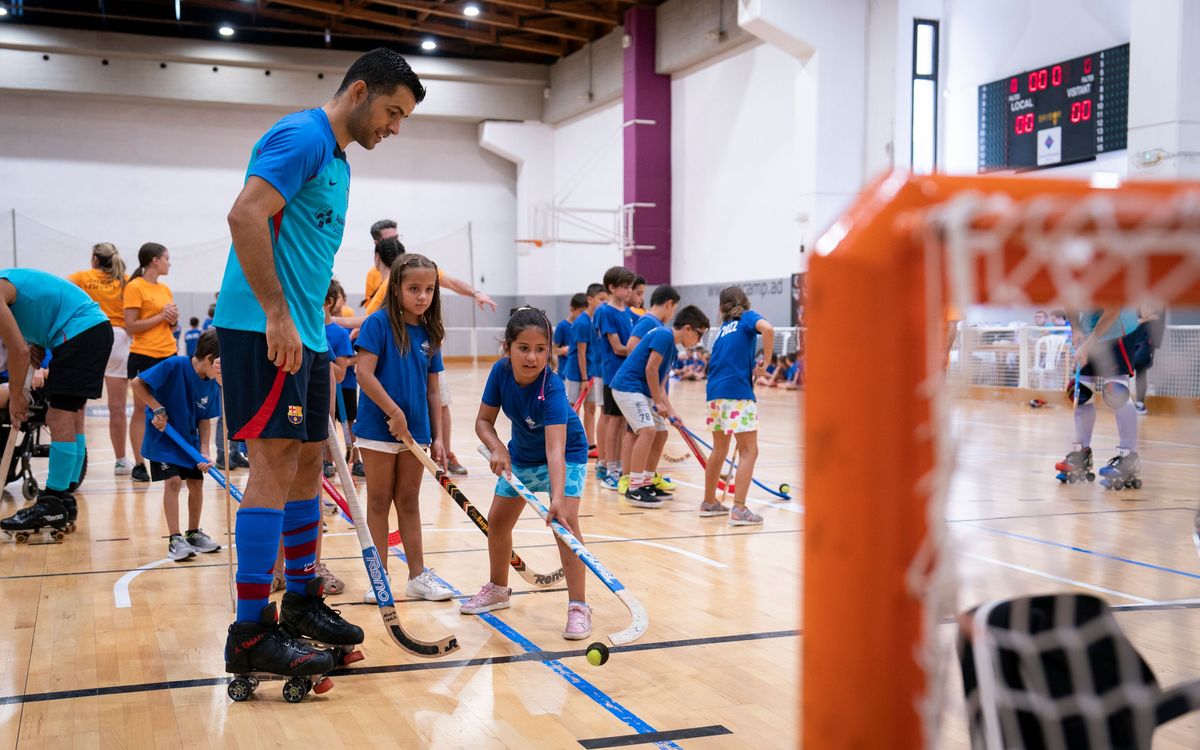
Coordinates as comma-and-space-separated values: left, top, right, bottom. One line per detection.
68, 243, 135, 475
123, 242, 179, 482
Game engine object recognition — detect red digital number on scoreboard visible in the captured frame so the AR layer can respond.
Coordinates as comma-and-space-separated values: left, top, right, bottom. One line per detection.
1069, 99, 1092, 123
1013, 112, 1035, 134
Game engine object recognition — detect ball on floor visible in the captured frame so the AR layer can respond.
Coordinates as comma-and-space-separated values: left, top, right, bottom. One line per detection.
585, 642, 609, 667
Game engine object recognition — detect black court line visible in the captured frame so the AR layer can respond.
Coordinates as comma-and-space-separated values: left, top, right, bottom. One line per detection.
579, 725, 732, 748
0, 529, 799, 582
95, 538, 129, 543
0, 628, 799, 706
949, 506, 1195, 523
1110, 600, 1200, 613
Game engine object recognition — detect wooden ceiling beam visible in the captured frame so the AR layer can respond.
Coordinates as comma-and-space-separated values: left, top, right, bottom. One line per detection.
371, 0, 591, 42
480, 0, 616, 26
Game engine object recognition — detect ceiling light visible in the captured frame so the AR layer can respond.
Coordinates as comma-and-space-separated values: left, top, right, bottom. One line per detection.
463, 4, 480, 17
219, 25, 235, 37
421, 39, 437, 51
0, 7, 9, 16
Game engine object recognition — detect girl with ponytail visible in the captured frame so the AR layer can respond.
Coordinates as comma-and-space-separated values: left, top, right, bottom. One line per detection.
123, 242, 178, 482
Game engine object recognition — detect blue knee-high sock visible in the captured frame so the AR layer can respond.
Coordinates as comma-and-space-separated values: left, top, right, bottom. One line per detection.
46, 441, 78, 492
73, 433, 86, 484
282, 496, 320, 595
235, 507, 285, 623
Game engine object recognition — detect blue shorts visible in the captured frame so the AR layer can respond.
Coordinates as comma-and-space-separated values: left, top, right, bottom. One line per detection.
216, 328, 330, 443
495, 462, 588, 499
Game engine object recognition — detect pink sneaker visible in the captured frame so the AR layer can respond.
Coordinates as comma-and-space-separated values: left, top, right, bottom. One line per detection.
563, 601, 592, 640
460, 582, 511, 615
729, 505, 763, 526
699, 500, 730, 517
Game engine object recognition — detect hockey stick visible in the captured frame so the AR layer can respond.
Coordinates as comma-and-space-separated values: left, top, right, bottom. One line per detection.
217, 384, 236, 613
571, 377, 594, 412
319, 475, 404, 547
668, 416, 735, 494
675, 421, 792, 499
398, 434, 564, 587
326, 417, 458, 658
478, 445, 648, 645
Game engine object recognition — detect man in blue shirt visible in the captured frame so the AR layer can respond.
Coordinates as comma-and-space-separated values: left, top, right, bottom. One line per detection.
216, 48, 426, 685
0, 268, 112, 537
610, 305, 708, 507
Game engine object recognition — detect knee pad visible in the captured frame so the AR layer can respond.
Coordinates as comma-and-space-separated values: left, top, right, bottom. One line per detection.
1066, 379, 1093, 405
1102, 381, 1131, 409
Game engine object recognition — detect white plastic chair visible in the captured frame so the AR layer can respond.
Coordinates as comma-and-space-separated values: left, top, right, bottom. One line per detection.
1030, 334, 1069, 389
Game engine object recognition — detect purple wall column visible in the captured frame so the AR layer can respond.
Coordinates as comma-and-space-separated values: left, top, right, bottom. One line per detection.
623, 6, 671, 283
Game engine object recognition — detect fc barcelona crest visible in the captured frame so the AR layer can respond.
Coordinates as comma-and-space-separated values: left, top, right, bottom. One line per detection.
287, 405, 304, 425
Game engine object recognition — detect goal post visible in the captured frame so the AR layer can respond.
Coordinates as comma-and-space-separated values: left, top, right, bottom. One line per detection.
803, 172, 1200, 749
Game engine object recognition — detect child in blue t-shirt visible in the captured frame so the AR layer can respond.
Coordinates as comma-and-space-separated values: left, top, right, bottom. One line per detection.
704, 286, 775, 526
184, 318, 202, 357
464, 307, 593, 640
593, 266, 636, 490
354, 253, 453, 604
565, 283, 606, 468
130, 329, 222, 561
610, 305, 708, 508
552, 302, 578, 380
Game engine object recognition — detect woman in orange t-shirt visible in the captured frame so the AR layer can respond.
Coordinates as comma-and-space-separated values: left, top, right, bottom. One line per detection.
123, 242, 178, 482
68, 243, 133, 475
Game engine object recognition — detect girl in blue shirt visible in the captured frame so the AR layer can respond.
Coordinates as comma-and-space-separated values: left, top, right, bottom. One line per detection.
704, 286, 774, 526
464, 307, 594, 641
354, 254, 452, 603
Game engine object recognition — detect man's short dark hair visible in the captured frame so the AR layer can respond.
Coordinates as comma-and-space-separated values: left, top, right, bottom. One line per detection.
376, 236, 405, 268
570, 293, 588, 310
337, 48, 426, 104
649, 285, 680, 307
370, 219, 397, 243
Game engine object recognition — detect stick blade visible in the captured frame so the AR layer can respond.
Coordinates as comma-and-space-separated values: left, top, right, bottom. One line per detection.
381, 606, 460, 657
607, 590, 649, 646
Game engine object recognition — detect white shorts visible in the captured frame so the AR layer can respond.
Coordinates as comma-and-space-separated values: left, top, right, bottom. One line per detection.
612, 389, 667, 432
356, 437, 427, 455
105, 326, 131, 379
566, 378, 602, 406
438, 373, 452, 406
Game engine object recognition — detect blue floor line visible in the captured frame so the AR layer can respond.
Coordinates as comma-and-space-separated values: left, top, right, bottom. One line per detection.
388, 546, 678, 750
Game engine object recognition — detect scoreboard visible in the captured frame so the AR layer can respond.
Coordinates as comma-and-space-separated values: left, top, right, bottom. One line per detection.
978, 43, 1129, 173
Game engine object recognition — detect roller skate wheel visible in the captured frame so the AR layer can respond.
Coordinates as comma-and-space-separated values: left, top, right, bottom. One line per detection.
14, 532, 29, 544
227, 677, 253, 702
1132, 478, 1143, 489
1114, 482, 1124, 491
341, 649, 364, 665
50, 530, 65, 542
1086, 473, 1095, 482
282, 678, 308, 703
312, 677, 333, 695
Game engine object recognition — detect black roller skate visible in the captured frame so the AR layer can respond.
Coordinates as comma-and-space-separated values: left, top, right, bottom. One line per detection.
1055, 446, 1094, 484
225, 602, 336, 703
1099, 451, 1142, 491
1, 491, 69, 543
280, 578, 365, 666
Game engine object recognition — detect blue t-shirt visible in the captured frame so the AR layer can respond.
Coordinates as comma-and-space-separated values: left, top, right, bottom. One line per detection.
563, 310, 596, 383
325, 320, 353, 378
0, 268, 108, 349
353, 311, 443, 445
629, 314, 663, 342
553, 319, 573, 377
138, 356, 221, 468
610, 327, 678, 397
594, 303, 634, 383
482, 359, 588, 466
214, 109, 350, 353
184, 328, 202, 357
706, 310, 764, 401
202, 316, 214, 331
1081, 309, 1140, 343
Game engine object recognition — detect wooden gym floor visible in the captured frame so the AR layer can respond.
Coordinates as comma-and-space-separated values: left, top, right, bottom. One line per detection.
0, 364, 1197, 748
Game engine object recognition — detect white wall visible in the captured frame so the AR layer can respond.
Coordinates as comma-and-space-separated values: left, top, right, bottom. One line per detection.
671, 43, 805, 286
942, 0, 1131, 176
0, 91, 516, 296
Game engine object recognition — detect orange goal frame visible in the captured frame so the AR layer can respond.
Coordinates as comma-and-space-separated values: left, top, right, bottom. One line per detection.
803, 172, 1200, 749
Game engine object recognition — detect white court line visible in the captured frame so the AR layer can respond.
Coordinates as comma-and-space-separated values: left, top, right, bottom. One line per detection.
668, 479, 804, 514
114, 557, 172, 608
112, 525, 726, 608
962, 552, 1154, 604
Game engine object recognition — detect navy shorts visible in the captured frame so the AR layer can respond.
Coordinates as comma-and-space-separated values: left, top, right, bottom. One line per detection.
216, 328, 329, 443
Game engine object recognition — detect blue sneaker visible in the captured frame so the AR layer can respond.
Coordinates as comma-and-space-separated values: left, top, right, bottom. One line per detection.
595, 464, 608, 480
602, 475, 619, 492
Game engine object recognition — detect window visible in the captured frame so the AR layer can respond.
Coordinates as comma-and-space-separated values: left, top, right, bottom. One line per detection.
911, 19, 939, 174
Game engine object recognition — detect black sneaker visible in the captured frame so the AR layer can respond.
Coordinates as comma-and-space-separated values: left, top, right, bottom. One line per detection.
352, 461, 365, 478
624, 486, 663, 508
323, 461, 336, 478
232, 451, 250, 468
130, 464, 150, 482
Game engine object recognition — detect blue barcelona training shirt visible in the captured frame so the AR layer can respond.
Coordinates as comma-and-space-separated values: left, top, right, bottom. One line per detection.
214, 108, 350, 353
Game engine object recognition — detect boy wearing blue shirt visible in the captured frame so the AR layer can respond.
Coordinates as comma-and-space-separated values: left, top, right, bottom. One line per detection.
610, 305, 708, 507
618, 284, 680, 497
565, 284, 606, 460
131, 329, 223, 560
593, 266, 636, 491
552, 299, 580, 380
184, 317, 202, 357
